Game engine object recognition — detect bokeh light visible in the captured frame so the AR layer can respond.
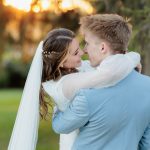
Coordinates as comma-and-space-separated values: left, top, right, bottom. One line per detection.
3, 0, 94, 14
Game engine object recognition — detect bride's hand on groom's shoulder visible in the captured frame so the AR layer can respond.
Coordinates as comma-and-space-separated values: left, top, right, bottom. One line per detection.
136, 63, 142, 73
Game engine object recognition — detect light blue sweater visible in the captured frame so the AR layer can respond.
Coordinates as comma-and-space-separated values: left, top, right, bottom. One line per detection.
52, 71, 150, 150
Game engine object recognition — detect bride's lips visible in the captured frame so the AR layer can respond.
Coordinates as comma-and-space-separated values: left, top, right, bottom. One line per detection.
78, 59, 82, 63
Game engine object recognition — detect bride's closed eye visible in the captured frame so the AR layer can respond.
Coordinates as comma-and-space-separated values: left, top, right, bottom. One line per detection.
74, 48, 79, 55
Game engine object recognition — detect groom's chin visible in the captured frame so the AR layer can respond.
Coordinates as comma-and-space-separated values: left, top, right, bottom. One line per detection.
90, 62, 97, 67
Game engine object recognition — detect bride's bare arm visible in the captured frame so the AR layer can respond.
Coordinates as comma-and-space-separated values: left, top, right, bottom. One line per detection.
62, 52, 140, 100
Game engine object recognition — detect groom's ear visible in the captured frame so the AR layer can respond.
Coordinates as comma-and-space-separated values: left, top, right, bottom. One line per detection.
100, 42, 106, 53
100, 42, 111, 55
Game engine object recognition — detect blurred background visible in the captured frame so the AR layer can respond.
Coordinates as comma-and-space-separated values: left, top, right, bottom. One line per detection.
0, 0, 150, 150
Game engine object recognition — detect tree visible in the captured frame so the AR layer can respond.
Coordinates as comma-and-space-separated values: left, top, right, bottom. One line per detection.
91, 0, 150, 75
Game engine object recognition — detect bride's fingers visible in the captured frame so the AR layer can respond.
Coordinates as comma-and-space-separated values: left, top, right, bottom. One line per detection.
136, 63, 142, 73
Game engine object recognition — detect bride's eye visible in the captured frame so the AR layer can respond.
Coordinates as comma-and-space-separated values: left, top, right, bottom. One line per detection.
75, 51, 79, 55
74, 48, 79, 55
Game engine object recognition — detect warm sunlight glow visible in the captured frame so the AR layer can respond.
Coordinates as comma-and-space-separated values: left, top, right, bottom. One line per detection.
41, 0, 51, 11
4, 0, 32, 12
59, 0, 94, 14
3, 0, 94, 14
75, 0, 94, 14
32, 5, 40, 13
59, 0, 74, 11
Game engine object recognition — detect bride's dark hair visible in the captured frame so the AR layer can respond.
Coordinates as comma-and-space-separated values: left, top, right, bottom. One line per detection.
40, 28, 78, 119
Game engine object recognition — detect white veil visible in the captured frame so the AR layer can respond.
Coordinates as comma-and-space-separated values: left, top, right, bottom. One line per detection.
8, 41, 43, 150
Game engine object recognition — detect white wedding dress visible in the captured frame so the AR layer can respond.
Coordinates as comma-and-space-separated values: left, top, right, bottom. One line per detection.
42, 52, 140, 150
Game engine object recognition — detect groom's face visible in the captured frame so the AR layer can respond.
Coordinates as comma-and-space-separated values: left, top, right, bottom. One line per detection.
83, 31, 106, 67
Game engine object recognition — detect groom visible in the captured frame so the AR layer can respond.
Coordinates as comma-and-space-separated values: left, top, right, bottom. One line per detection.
52, 14, 150, 150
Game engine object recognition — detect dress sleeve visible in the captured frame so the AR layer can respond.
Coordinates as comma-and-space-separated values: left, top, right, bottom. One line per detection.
42, 80, 71, 111
52, 90, 90, 134
62, 52, 140, 100
77, 60, 95, 72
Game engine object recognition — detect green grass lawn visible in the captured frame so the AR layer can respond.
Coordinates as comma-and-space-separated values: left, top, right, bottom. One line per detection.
0, 89, 59, 150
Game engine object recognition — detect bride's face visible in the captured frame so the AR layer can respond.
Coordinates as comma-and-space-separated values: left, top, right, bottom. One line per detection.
62, 38, 84, 69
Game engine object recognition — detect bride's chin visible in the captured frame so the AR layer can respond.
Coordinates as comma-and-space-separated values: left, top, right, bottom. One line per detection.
75, 64, 81, 68
78, 61, 82, 66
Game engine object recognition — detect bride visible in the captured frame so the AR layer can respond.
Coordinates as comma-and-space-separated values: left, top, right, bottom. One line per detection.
8, 28, 141, 150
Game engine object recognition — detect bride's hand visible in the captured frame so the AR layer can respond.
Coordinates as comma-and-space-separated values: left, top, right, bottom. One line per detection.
124, 51, 142, 73
136, 63, 142, 73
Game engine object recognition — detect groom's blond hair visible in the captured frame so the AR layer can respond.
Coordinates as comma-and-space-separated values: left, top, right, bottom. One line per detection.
80, 14, 132, 53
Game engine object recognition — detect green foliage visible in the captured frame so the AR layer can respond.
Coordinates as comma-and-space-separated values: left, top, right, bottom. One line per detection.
0, 65, 9, 87
0, 60, 30, 88
0, 89, 59, 150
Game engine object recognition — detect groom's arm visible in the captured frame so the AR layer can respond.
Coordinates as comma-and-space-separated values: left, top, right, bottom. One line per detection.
52, 90, 90, 134
138, 122, 150, 150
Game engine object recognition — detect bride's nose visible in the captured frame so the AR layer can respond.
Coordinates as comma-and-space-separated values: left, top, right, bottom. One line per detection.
79, 50, 84, 56
83, 47, 88, 54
